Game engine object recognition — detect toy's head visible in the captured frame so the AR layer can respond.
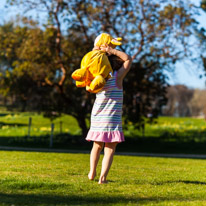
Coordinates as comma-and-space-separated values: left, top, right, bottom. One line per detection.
94, 33, 122, 48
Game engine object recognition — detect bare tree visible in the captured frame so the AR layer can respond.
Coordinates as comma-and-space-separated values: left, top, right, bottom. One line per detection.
163, 85, 194, 117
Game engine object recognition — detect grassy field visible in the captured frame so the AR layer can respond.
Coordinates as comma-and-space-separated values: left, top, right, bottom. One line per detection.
0, 150, 206, 206
125, 116, 206, 140
0, 111, 81, 137
1, 111, 206, 139
1, 111, 206, 153
0, 111, 84, 148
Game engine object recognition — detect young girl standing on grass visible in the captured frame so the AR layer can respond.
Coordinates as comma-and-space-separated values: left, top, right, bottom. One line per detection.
86, 44, 132, 184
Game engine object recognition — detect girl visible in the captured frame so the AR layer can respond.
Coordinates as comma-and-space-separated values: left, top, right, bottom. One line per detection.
86, 44, 132, 184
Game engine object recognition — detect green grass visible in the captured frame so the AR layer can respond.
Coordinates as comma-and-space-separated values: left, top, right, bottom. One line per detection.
0, 112, 81, 137
0, 111, 84, 148
125, 116, 206, 140
0, 150, 206, 206
1, 111, 206, 140
1, 111, 206, 153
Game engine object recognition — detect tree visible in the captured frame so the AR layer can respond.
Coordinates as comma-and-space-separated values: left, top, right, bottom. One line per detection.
198, 0, 206, 79
0, 0, 198, 136
0, 20, 94, 137
73, 0, 197, 125
189, 89, 206, 117
163, 85, 206, 117
162, 85, 194, 117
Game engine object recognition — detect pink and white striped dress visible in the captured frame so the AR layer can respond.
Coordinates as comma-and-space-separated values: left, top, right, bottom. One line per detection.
86, 71, 125, 142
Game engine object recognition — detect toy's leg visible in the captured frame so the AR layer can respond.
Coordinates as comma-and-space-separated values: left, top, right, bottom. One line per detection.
76, 80, 86, 87
74, 69, 91, 88
71, 68, 87, 81
87, 75, 106, 92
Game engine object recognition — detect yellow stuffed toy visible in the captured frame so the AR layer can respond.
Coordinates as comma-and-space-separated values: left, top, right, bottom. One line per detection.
71, 33, 122, 93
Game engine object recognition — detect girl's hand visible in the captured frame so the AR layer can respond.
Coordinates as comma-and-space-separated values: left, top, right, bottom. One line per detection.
100, 44, 114, 56
92, 46, 101, 51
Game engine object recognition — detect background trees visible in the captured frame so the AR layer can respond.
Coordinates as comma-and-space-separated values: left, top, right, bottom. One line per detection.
0, 0, 201, 136
163, 85, 194, 117
199, 0, 206, 81
162, 85, 206, 117
189, 89, 206, 117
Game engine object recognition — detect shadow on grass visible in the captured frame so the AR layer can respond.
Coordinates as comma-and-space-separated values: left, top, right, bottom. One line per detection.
0, 133, 91, 150
117, 136, 206, 155
0, 122, 27, 127
0, 113, 9, 117
155, 180, 206, 185
0, 192, 203, 206
2, 131, 206, 155
180, 180, 206, 185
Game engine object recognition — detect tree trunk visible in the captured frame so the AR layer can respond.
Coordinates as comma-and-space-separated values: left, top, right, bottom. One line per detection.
76, 114, 89, 140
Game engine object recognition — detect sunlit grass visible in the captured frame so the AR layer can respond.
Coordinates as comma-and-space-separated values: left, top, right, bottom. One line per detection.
2, 112, 206, 139
1, 111, 206, 152
0, 151, 206, 205
0, 112, 81, 137
125, 117, 206, 141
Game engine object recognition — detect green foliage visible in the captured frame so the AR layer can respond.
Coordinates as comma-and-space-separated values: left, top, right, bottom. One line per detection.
0, 151, 206, 205
123, 62, 168, 128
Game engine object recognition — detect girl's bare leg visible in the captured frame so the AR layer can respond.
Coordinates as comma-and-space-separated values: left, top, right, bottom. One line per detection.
88, 141, 104, 180
99, 142, 118, 184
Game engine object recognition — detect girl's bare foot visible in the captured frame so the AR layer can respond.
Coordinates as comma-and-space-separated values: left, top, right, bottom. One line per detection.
98, 180, 108, 184
88, 171, 96, 180
98, 176, 108, 184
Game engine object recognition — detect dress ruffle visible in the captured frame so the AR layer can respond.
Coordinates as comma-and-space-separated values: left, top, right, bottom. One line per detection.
86, 130, 125, 143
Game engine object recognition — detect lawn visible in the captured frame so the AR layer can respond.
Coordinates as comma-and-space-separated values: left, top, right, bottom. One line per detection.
1, 111, 206, 154
0, 111, 83, 148
1, 111, 206, 140
0, 111, 81, 137
0, 150, 206, 206
125, 116, 206, 140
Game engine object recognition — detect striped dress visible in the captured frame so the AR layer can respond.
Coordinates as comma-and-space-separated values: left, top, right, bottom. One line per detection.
86, 71, 125, 142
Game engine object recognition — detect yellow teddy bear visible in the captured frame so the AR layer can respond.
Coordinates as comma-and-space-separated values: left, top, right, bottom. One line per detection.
71, 33, 122, 93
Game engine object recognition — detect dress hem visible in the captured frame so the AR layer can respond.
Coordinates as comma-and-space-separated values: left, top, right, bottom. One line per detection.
86, 130, 125, 143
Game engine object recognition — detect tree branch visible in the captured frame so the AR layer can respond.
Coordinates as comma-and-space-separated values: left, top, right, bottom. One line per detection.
132, 1, 146, 61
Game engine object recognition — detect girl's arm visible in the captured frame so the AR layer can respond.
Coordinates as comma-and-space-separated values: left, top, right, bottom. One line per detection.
92, 46, 100, 51
102, 45, 132, 87
109, 48, 132, 81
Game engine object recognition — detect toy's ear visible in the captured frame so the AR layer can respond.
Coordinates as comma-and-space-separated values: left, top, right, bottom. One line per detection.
111, 37, 122, 46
